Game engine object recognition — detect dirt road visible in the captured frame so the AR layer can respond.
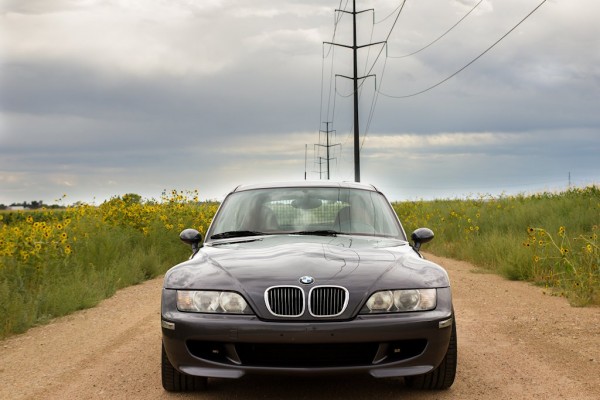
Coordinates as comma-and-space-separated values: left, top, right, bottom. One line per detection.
1, 254, 599, 400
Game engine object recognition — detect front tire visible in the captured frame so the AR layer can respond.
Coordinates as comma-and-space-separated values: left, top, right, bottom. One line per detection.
406, 317, 457, 390
161, 342, 208, 392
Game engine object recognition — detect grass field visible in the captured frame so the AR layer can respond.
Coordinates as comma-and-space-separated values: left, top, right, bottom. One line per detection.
1, 186, 598, 338
393, 185, 599, 307
0, 191, 218, 338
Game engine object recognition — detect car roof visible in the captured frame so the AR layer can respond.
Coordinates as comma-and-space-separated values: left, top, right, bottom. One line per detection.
232, 181, 379, 193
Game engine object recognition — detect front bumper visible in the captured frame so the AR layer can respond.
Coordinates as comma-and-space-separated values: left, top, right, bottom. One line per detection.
161, 287, 453, 379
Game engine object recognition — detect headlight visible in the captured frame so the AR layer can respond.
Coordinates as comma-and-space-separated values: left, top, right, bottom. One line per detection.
365, 290, 394, 312
361, 289, 436, 313
177, 290, 253, 314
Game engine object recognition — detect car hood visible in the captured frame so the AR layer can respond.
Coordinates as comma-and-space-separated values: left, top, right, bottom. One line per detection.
164, 235, 449, 319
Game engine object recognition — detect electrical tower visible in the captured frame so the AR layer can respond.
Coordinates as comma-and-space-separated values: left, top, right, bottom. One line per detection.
324, 0, 385, 182
315, 122, 340, 180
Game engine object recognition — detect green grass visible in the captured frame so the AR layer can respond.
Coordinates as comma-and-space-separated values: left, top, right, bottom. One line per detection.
0, 193, 218, 338
394, 185, 600, 306
1, 186, 597, 339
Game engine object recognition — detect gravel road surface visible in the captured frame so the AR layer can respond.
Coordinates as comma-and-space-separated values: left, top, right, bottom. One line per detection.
1, 254, 599, 400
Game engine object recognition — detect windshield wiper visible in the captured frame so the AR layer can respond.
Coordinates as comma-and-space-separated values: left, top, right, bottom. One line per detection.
210, 230, 266, 240
291, 230, 339, 237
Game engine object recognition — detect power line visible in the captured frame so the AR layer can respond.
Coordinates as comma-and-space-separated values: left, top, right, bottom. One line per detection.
343, 0, 407, 142
379, 0, 549, 99
323, 0, 349, 58
374, 2, 405, 25
388, 0, 483, 59
364, 0, 546, 149
334, 1, 408, 97
362, 0, 407, 81
360, 1, 410, 149
320, 1, 343, 124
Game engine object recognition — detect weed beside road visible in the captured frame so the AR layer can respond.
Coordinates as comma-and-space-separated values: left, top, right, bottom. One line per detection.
1, 185, 598, 339
394, 185, 599, 306
0, 191, 218, 338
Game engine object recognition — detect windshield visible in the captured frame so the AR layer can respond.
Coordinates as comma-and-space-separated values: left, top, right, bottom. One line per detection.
207, 186, 406, 240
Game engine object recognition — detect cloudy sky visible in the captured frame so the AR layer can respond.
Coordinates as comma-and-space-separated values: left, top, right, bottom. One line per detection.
1, 0, 598, 204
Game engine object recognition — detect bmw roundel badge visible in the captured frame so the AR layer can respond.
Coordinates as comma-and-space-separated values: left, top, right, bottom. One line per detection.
299, 276, 314, 285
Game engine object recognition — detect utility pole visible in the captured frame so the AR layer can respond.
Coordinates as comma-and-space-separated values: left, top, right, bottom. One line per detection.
315, 122, 340, 180
352, 2, 360, 183
316, 157, 326, 179
325, 1, 385, 182
304, 144, 308, 180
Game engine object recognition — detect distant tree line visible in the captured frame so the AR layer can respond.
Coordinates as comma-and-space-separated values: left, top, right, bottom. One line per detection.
0, 201, 63, 210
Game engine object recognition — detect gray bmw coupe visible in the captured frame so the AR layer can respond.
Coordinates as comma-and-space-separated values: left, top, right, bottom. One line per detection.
161, 181, 456, 391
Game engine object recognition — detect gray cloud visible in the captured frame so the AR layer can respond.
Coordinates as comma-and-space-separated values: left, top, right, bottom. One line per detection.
1, 0, 599, 204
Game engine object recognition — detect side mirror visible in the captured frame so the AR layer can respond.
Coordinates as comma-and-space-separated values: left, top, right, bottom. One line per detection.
411, 227, 434, 252
180, 229, 203, 257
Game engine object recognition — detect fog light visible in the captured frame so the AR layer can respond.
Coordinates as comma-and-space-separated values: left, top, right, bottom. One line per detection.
439, 317, 453, 329
161, 320, 175, 330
